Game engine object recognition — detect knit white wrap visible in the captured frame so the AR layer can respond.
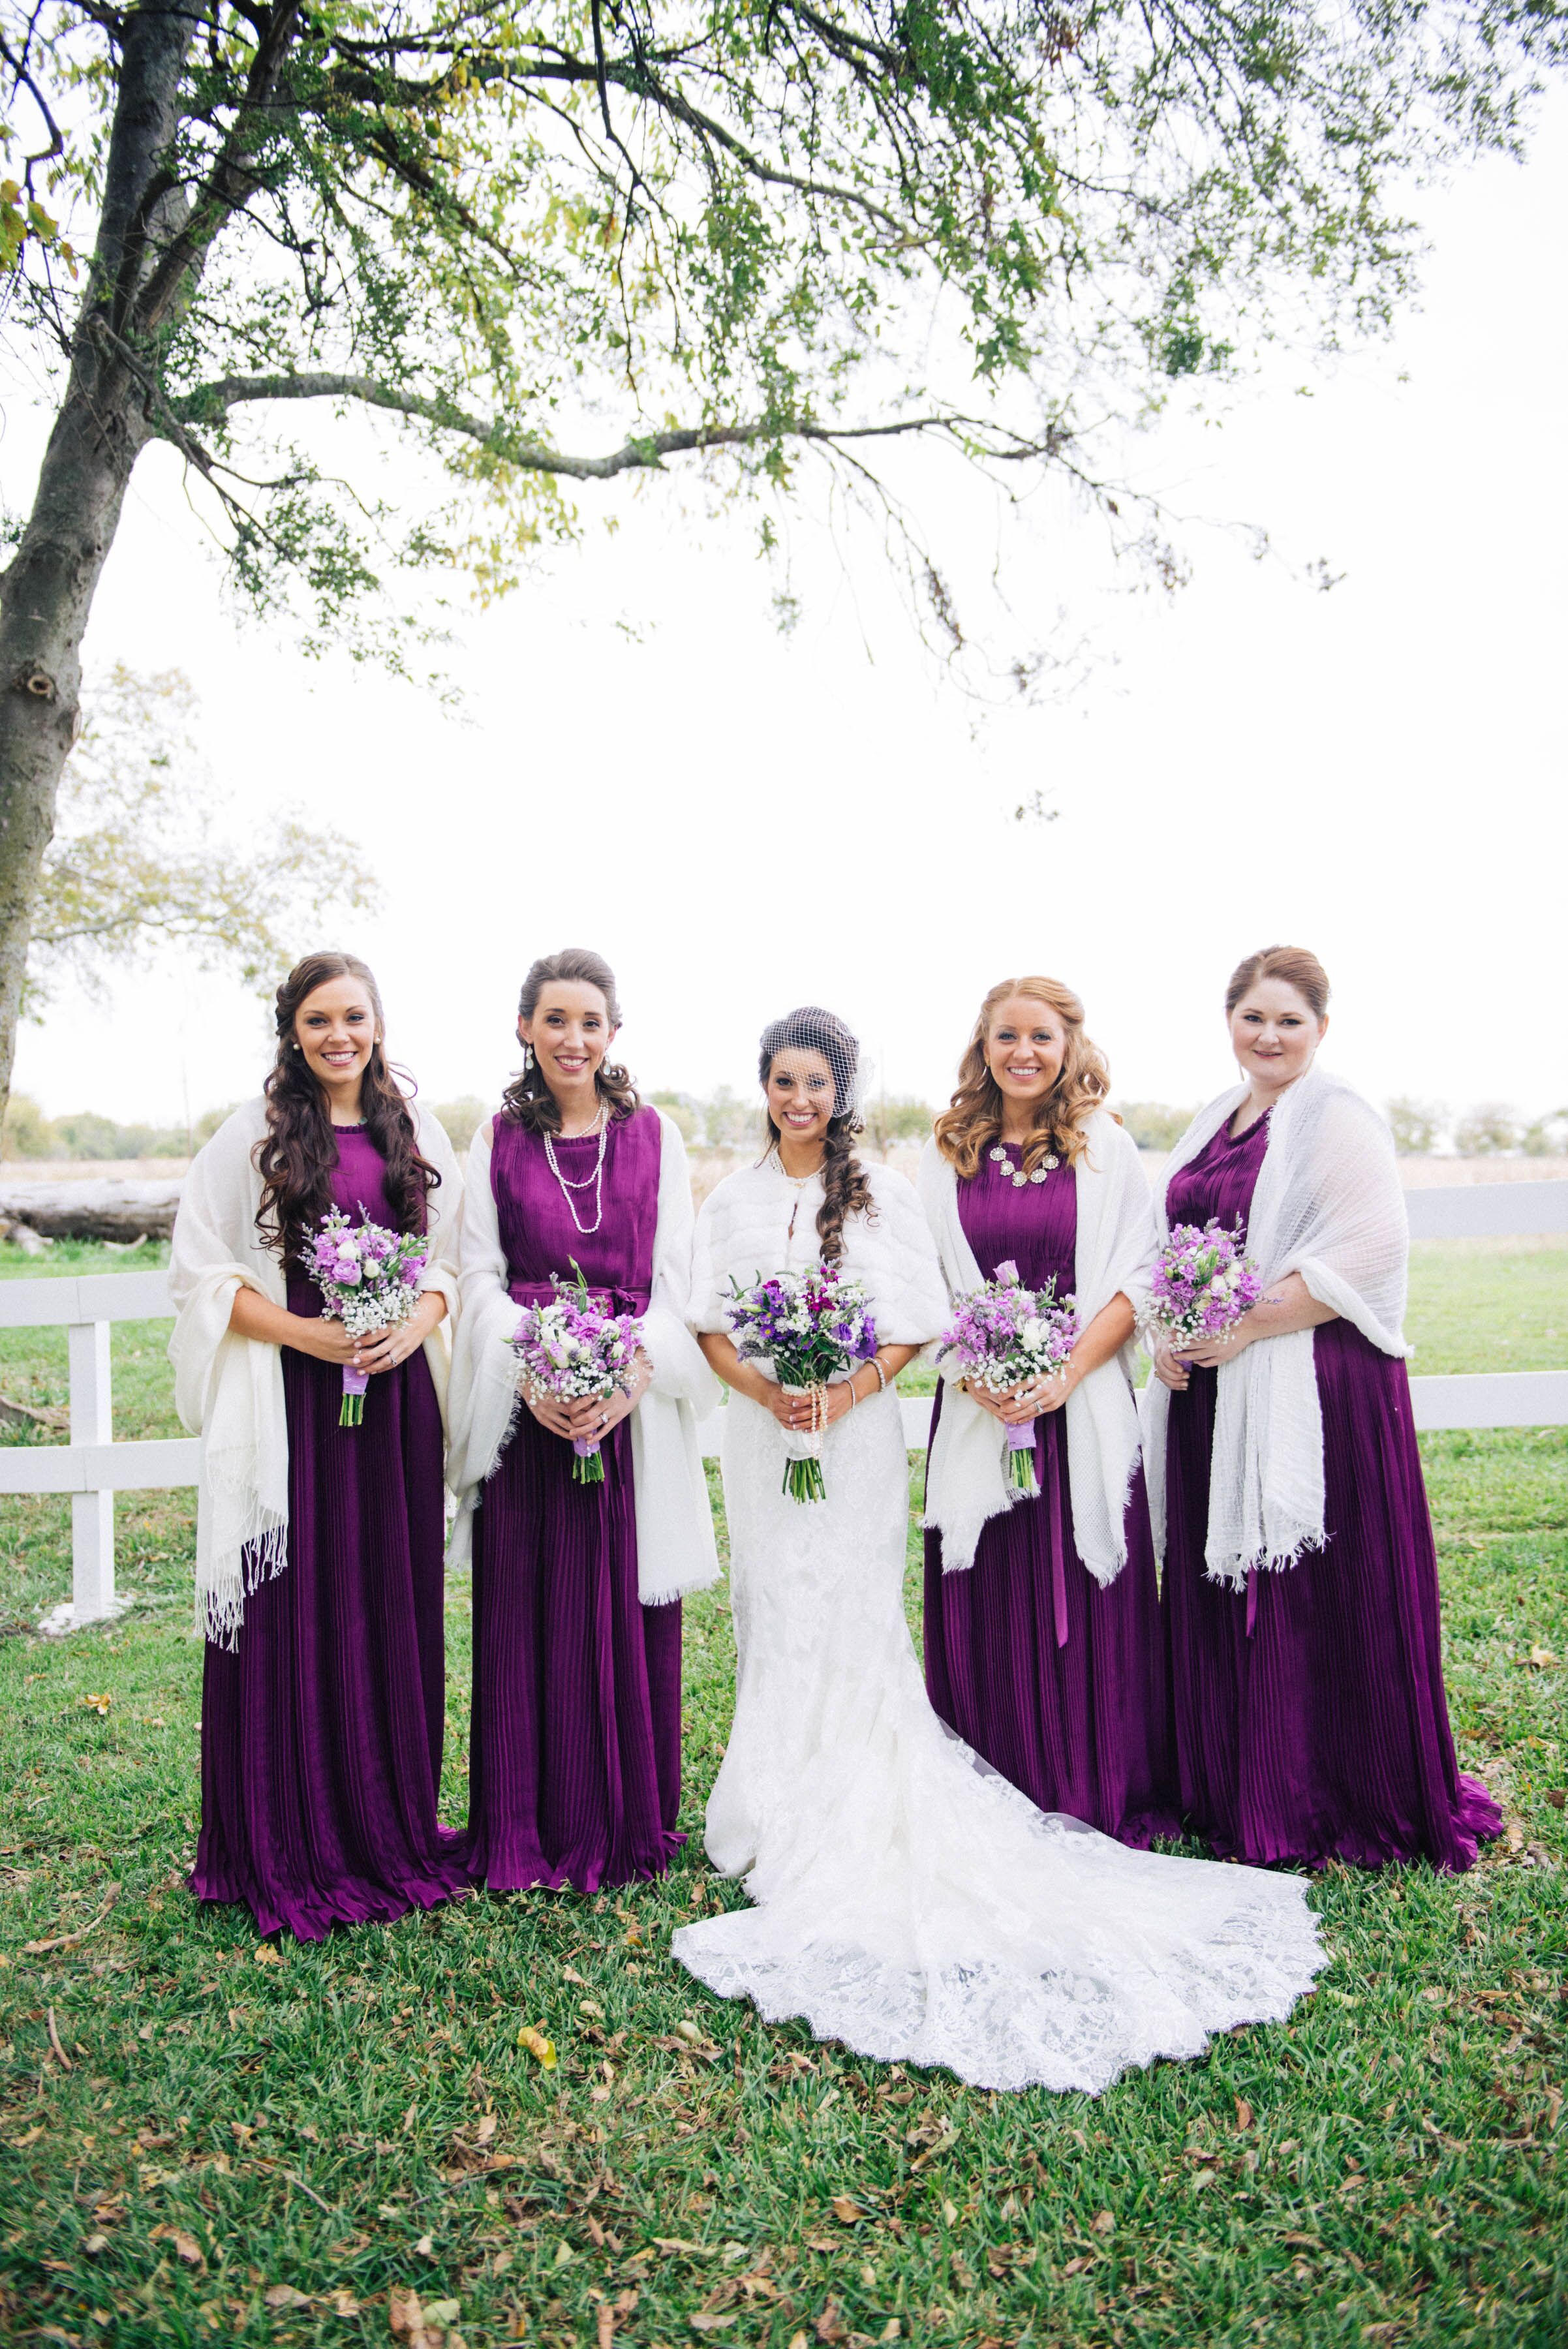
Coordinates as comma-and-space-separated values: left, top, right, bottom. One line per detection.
1140, 1067, 1409, 1587
917, 1113, 1156, 1581
168, 1097, 463, 1648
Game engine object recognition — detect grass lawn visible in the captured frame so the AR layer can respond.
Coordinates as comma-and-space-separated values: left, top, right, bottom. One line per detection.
1, 1242, 1564, 2348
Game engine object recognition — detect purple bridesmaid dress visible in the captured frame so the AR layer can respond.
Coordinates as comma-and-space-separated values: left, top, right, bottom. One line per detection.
922, 1152, 1179, 1846
467, 1106, 683, 1893
192, 1128, 471, 1941
1162, 1111, 1501, 1870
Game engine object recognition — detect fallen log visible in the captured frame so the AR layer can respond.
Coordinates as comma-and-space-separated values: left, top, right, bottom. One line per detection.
0, 1177, 183, 1243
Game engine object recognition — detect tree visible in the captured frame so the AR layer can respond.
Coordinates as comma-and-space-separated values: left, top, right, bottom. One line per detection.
1115, 1100, 1200, 1152
1453, 1102, 1522, 1157
27, 662, 378, 1006
1, 0, 1562, 1123
1385, 1096, 1448, 1156
1522, 1109, 1568, 1159
867, 1094, 936, 1148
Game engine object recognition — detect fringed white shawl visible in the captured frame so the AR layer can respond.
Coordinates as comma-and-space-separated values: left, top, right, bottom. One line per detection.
917, 1114, 1156, 1581
446, 1109, 721, 1608
1140, 1067, 1409, 1587
167, 1096, 463, 1648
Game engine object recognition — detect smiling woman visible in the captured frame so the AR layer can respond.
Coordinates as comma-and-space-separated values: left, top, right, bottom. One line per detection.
166, 951, 471, 1941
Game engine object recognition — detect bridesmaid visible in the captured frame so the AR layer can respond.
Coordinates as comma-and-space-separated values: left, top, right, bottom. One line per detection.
448, 946, 720, 1894
919, 976, 1178, 1846
1146, 944, 1501, 1870
170, 953, 470, 1941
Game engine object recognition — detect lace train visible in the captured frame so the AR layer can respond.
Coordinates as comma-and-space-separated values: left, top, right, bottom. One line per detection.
672, 1388, 1323, 2094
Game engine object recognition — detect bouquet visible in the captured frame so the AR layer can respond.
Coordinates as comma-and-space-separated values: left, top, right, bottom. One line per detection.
724, 1265, 879, 1503
510, 1263, 645, 1484
1147, 1218, 1266, 1357
304, 1206, 431, 1426
936, 1259, 1080, 1496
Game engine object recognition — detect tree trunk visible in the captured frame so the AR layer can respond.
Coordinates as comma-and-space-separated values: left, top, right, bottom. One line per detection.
0, 0, 198, 1122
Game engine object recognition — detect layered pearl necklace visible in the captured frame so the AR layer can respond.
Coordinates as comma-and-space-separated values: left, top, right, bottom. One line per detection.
991, 1137, 1059, 1188
544, 1100, 609, 1234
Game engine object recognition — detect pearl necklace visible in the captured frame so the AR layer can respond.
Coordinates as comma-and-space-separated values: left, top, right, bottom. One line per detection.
991, 1139, 1058, 1188
544, 1103, 609, 1235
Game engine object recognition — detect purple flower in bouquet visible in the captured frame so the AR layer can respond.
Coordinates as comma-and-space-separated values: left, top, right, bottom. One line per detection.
936, 1261, 1080, 1497
1146, 1219, 1266, 1356
303, 1205, 431, 1426
510, 1262, 645, 1486
724, 1263, 879, 1503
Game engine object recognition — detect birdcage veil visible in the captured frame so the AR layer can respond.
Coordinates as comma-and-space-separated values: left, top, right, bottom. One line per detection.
756, 1006, 869, 1130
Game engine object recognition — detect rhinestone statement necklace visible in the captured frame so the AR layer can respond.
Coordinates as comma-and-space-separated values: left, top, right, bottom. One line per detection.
991, 1140, 1059, 1188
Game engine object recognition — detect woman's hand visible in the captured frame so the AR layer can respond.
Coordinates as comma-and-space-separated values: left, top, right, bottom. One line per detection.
292, 1317, 365, 1367
964, 1368, 1077, 1424
1151, 1336, 1192, 1392
1178, 1322, 1255, 1372
521, 1382, 579, 1439
358, 1291, 448, 1376
561, 1353, 653, 1443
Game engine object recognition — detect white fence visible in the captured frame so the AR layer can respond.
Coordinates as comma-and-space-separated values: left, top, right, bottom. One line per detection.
3, 1182, 1565, 1629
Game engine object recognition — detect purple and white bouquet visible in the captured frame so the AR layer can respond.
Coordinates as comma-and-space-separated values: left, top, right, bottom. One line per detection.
304, 1205, 431, 1426
724, 1264, 880, 1503
1147, 1218, 1266, 1357
510, 1265, 645, 1485
936, 1259, 1080, 1496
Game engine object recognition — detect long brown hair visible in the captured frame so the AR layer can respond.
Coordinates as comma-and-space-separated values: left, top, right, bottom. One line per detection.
934, 975, 1115, 1178
255, 953, 438, 1259
499, 946, 641, 1132
1224, 944, 1331, 1020
758, 1006, 876, 1266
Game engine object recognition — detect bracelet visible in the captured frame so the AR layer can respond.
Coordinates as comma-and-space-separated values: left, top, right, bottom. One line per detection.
848, 1379, 859, 1411
870, 1357, 889, 1393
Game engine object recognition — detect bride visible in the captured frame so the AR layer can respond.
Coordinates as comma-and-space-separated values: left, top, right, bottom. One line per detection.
672, 1005, 1325, 2094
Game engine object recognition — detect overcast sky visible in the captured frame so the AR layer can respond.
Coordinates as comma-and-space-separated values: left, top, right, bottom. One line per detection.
8, 99, 1565, 1135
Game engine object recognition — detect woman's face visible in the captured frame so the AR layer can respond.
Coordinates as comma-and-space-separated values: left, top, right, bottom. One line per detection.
519, 981, 617, 1101
765, 1049, 838, 1148
984, 994, 1068, 1108
1228, 978, 1326, 1093
294, 976, 380, 1099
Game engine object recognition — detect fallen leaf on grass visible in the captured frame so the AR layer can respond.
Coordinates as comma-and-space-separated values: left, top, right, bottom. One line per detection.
81, 1692, 112, 1715
651, 2239, 716, 2258
82, 2234, 109, 2256
423, 2303, 461, 2326
46, 2007, 73, 2070
329, 2290, 361, 2315
1506, 1822, 1526, 1854
1545, 2088, 1563, 2132
11, 2123, 44, 2148
414, 2235, 435, 2258
263, 2283, 309, 2308
1235, 2098, 1255, 2132
689, 2321, 736, 2336
1060, 2256, 1095, 2277
473, 2114, 497, 2147
812, 2307, 848, 2345
830, 2196, 863, 2224
253, 1944, 283, 1967
517, 2024, 557, 2070
1091, 2210, 1115, 2236
23, 1884, 120, 1954
389, 2287, 424, 2337
1524, 1647, 1561, 1669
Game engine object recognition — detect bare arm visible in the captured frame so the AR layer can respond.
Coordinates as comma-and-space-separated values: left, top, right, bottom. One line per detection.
227, 1284, 446, 1371
699, 1330, 921, 1430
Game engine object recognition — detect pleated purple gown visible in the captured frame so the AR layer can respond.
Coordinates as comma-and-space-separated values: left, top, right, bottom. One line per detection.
1162, 1112, 1501, 1871
193, 1128, 472, 1942
467, 1107, 683, 1894
922, 1151, 1179, 1847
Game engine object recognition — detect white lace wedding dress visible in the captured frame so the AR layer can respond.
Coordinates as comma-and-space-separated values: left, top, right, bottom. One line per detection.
672, 1157, 1325, 2093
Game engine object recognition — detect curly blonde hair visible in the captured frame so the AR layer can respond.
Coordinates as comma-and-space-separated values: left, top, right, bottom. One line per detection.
933, 975, 1115, 1179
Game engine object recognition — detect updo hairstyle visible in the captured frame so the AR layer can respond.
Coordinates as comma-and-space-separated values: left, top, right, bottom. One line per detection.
1224, 945, 1331, 1021
499, 945, 641, 1132
933, 974, 1114, 1179
758, 1004, 876, 1266
255, 951, 438, 1257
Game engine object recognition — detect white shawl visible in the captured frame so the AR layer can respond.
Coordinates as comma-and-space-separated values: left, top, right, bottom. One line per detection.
917, 1114, 1155, 1581
446, 1109, 721, 1608
167, 1096, 463, 1647
1140, 1067, 1409, 1586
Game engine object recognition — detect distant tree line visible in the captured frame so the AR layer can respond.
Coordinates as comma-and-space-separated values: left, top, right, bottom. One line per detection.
6, 1092, 1565, 1167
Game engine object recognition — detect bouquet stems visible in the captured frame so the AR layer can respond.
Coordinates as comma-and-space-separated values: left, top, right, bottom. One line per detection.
1004, 1420, 1039, 1497
572, 1438, 606, 1486
340, 1365, 369, 1428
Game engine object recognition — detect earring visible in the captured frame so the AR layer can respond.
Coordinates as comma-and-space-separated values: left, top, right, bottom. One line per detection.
522, 1043, 534, 1075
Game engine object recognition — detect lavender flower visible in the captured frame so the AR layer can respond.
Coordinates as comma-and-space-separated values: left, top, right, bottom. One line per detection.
303, 1205, 431, 1426
936, 1268, 1080, 1497
1146, 1219, 1266, 1355
510, 1264, 645, 1486
724, 1264, 879, 1503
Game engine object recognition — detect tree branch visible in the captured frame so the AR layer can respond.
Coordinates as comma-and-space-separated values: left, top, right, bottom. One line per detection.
171, 371, 1075, 478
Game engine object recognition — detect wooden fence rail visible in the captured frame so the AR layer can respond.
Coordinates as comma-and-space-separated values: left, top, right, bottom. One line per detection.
3, 1187, 1564, 1628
